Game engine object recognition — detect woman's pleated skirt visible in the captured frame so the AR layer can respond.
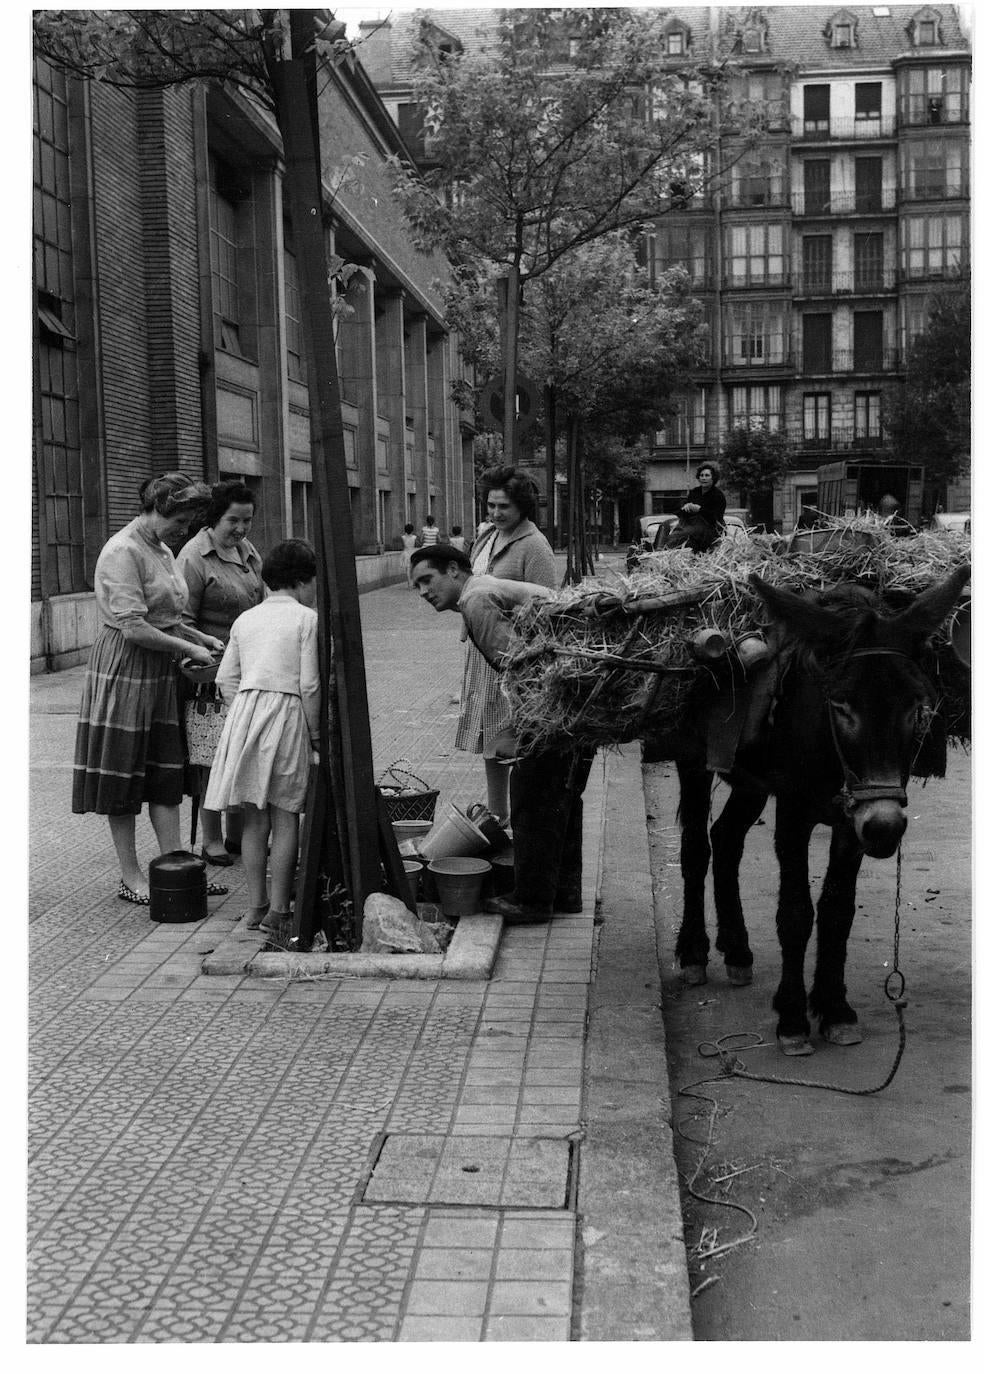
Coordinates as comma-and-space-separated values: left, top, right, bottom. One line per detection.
72, 626, 184, 815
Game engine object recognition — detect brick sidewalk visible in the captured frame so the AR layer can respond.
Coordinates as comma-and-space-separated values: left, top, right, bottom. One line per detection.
27, 574, 633, 1343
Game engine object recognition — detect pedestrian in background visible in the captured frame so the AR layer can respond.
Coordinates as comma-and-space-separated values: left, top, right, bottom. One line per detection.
399, 522, 417, 588
176, 481, 264, 865
205, 539, 320, 939
418, 513, 441, 547
449, 525, 470, 554
72, 471, 227, 906
455, 465, 556, 825
411, 544, 589, 924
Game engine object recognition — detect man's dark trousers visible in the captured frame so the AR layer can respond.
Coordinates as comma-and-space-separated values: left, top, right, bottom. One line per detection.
509, 746, 595, 910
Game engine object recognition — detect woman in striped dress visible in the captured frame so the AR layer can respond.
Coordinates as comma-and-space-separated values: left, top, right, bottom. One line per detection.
455, 466, 557, 823
72, 472, 225, 905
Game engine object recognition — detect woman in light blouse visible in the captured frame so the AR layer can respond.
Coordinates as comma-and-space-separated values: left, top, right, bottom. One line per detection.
72, 472, 226, 905
177, 481, 263, 865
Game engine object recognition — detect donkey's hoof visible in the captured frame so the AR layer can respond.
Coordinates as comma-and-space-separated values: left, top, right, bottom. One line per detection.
725, 964, 753, 987
821, 1022, 863, 1046
680, 964, 707, 986
778, 1033, 814, 1057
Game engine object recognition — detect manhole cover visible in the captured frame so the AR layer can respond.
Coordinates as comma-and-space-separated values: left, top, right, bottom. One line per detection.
359, 1133, 573, 1208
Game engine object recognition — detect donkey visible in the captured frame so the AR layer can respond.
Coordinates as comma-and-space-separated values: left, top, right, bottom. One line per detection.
671, 565, 969, 1056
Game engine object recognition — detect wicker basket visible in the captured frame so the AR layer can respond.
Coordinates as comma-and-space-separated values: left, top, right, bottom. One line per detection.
378, 761, 440, 823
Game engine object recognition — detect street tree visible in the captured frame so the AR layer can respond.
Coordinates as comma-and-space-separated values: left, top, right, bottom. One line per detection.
719, 425, 791, 530
886, 291, 971, 508
33, 8, 400, 940
391, 5, 739, 495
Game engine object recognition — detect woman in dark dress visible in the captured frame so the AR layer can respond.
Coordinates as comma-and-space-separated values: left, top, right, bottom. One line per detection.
674, 463, 726, 551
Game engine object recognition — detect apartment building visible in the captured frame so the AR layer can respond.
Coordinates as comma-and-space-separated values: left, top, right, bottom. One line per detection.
359, 5, 970, 534
645, 4, 970, 528
32, 41, 474, 670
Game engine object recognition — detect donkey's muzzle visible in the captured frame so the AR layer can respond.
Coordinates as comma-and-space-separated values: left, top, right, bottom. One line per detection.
855, 798, 908, 858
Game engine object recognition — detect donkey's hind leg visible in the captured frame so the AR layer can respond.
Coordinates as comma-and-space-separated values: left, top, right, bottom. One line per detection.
674, 762, 713, 984
711, 783, 769, 985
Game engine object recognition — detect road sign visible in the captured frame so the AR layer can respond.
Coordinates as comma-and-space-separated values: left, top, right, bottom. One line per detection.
478, 372, 539, 435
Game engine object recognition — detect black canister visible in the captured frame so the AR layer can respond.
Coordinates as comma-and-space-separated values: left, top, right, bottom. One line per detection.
149, 850, 208, 923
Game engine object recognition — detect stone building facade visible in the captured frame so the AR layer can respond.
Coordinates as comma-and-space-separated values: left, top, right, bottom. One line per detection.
32, 40, 474, 671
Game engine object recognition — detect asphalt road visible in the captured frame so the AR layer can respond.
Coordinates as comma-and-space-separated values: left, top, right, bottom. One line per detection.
643, 747, 973, 1341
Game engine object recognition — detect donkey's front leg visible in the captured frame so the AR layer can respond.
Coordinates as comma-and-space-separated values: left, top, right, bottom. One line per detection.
674, 762, 713, 984
811, 820, 865, 1044
710, 783, 768, 985
772, 802, 817, 1055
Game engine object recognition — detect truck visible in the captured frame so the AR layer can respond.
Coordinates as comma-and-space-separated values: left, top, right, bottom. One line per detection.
816, 460, 924, 526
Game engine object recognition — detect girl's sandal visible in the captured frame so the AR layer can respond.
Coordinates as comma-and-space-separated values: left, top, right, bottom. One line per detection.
243, 903, 271, 930
118, 880, 150, 906
259, 909, 291, 937
206, 881, 229, 898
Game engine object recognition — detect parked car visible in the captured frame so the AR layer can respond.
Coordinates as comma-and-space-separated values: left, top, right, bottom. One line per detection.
626, 511, 750, 571
928, 511, 971, 537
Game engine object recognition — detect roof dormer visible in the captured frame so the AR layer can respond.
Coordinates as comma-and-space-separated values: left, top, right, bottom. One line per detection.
723, 7, 771, 57
663, 19, 692, 59
824, 10, 859, 50
907, 7, 944, 47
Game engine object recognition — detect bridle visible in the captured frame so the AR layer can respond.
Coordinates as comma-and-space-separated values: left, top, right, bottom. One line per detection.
827, 647, 923, 814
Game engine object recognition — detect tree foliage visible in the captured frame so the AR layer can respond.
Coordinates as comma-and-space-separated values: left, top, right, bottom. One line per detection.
886, 291, 971, 485
719, 425, 791, 495
390, 6, 731, 283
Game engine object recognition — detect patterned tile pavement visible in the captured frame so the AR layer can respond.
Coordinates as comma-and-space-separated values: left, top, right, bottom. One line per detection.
28, 569, 608, 1343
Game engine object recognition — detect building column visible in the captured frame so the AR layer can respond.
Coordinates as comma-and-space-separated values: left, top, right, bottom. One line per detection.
339, 264, 380, 552
375, 288, 410, 528
405, 311, 430, 520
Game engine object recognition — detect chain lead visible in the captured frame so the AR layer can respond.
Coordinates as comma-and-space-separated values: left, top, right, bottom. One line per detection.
884, 844, 906, 1002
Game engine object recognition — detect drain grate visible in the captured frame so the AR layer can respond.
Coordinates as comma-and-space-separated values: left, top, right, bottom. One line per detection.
357, 1133, 574, 1209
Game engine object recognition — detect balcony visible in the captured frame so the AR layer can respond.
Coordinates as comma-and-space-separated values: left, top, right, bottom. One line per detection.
791, 269, 897, 295
722, 348, 794, 371
899, 100, 970, 129
791, 189, 897, 216
722, 270, 791, 290
789, 428, 889, 452
721, 186, 790, 211
897, 261, 970, 286
791, 114, 896, 141
898, 179, 970, 204
795, 348, 900, 375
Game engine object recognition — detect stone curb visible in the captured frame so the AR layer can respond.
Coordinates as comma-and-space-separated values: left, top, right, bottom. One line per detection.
201, 912, 504, 980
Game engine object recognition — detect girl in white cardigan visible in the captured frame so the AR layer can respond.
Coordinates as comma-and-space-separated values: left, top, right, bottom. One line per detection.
206, 540, 320, 937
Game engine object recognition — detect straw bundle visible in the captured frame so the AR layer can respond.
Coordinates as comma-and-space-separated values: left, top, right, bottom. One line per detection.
501, 522, 970, 755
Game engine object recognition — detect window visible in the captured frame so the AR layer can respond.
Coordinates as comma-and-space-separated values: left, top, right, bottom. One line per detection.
855, 83, 881, 120
654, 388, 706, 447
742, 27, 764, 54
853, 310, 883, 369
649, 224, 709, 287
902, 296, 929, 352
855, 156, 882, 212
833, 23, 853, 48
803, 235, 832, 291
291, 480, 310, 540
901, 66, 968, 125
209, 157, 244, 355
854, 392, 881, 439
854, 232, 884, 288
666, 30, 685, 56
397, 102, 426, 160
802, 314, 832, 372
34, 56, 85, 595
902, 213, 967, 277
283, 231, 306, 383
904, 139, 968, 199
727, 223, 785, 286
730, 384, 782, 431
914, 17, 940, 46
734, 156, 785, 207
726, 304, 787, 366
804, 84, 830, 135
804, 159, 831, 214
803, 393, 831, 442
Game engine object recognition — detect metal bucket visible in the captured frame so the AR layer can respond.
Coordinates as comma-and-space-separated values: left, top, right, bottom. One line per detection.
149, 850, 207, 924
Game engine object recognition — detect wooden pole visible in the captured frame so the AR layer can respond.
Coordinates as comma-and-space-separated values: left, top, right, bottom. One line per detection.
501, 263, 521, 465
270, 16, 382, 941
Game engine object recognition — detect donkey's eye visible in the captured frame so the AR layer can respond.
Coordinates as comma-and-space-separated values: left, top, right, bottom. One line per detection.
829, 699, 853, 718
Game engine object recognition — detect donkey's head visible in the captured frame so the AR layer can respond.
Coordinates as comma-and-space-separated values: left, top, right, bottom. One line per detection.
750, 565, 969, 857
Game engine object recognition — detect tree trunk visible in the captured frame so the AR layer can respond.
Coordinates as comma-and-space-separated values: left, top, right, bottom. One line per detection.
544, 383, 556, 548
269, 17, 382, 942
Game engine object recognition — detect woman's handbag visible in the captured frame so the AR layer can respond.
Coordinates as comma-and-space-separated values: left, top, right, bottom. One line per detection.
183, 686, 228, 767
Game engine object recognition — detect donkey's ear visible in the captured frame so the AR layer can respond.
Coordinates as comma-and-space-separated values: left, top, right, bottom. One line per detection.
749, 574, 845, 649
894, 564, 971, 641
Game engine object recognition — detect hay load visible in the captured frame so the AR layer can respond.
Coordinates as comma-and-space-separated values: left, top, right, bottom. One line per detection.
500, 523, 971, 756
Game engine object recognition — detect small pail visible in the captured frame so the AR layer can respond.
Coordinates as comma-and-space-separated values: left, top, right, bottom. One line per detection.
465, 803, 511, 853
418, 805, 491, 861
402, 860, 423, 901
149, 850, 207, 924
429, 857, 492, 917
